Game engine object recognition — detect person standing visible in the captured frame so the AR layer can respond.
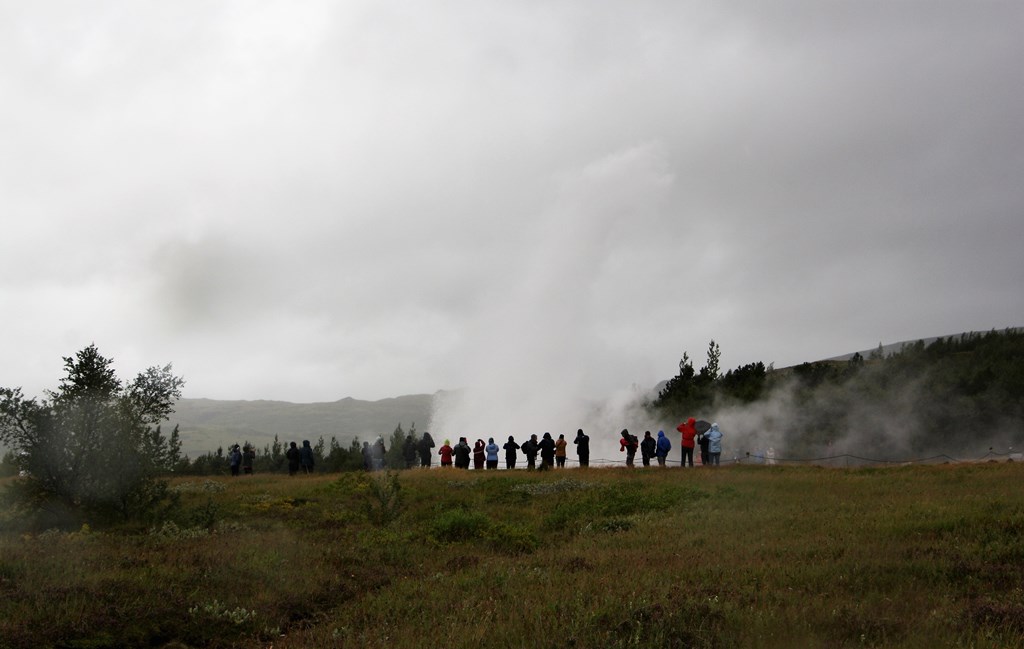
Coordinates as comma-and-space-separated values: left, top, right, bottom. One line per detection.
485, 438, 500, 470
286, 441, 301, 476
371, 437, 386, 471
655, 430, 671, 467
439, 439, 454, 467
361, 441, 372, 471
241, 444, 255, 475
676, 417, 697, 468
228, 444, 242, 477
473, 439, 486, 470
522, 434, 539, 470
402, 433, 418, 469
619, 429, 638, 467
299, 440, 315, 474
698, 431, 711, 466
640, 431, 656, 467
454, 437, 472, 469
538, 432, 556, 469
418, 432, 436, 468
555, 434, 568, 468
706, 423, 723, 466
503, 435, 520, 469
574, 429, 590, 467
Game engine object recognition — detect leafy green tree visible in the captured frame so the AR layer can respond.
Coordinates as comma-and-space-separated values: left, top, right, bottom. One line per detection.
0, 345, 184, 522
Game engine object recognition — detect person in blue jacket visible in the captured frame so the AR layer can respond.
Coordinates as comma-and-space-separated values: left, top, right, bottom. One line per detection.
485, 437, 500, 470
706, 423, 723, 466
655, 430, 672, 467
228, 444, 242, 476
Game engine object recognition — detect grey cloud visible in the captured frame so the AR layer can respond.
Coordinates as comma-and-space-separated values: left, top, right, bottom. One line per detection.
1, 1, 1021, 408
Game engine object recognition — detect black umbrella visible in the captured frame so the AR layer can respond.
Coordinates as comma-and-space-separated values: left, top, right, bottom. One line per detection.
694, 420, 712, 434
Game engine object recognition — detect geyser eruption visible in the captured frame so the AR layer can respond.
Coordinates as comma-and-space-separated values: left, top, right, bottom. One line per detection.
429, 143, 675, 462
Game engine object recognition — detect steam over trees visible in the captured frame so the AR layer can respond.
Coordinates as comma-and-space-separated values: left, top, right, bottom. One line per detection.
653, 329, 1024, 460
0, 345, 184, 522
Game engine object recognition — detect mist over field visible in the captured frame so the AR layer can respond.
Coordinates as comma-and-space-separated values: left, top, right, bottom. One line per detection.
26, 326, 1012, 470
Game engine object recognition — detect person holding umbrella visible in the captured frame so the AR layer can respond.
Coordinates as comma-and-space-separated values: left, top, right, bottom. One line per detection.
694, 420, 712, 465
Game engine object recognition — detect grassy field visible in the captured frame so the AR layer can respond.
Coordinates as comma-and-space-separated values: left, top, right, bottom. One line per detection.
2, 463, 1023, 648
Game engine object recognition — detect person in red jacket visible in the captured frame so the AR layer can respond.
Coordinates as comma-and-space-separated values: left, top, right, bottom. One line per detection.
676, 417, 697, 468
439, 439, 454, 467
473, 439, 486, 470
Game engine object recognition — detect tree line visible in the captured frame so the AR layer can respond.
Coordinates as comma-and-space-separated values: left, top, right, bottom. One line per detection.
650, 329, 1024, 458
172, 423, 421, 476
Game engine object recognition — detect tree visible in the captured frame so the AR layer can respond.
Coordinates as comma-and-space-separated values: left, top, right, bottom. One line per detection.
0, 345, 184, 523
653, 342, 723, 417
704, 339, 721, 381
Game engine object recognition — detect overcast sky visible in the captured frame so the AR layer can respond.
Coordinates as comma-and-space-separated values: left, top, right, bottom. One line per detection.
2, 1, 1022, 408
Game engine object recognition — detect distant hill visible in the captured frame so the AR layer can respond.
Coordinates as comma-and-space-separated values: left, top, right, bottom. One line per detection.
823, 328, 1021, 362
168, 394, 434, 457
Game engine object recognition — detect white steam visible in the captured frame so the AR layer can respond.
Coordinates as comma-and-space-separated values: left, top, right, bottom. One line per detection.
429, 143, 677, 461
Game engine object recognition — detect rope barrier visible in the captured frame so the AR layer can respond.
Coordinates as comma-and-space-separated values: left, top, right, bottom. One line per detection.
470, 448, 1019, 470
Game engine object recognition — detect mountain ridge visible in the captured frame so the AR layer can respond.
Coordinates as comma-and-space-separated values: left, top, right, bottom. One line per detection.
169, 392, 435, 457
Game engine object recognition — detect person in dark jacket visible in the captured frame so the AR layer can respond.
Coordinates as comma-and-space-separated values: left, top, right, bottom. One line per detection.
299, 440, 315, 474
402, 434, 418, 469
676, 417, 697, 468
453, 437, 472, 469
522, 434, 539, 470
698, 432, 711, 466
538, 432, 556, 469
286, 441, 301, 475
619, 429, 638, 467
242, 444, 255, 475
640, 431, 656, 467
473, 439, 486, 470
503, 436, 520, 469
371, 437, 386, 471
655, 430, 671, 467
574, 429, 590, 467
418, 432, 436, 468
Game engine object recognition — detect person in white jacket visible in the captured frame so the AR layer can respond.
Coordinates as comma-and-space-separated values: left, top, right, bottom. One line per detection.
706, 423, 723, 466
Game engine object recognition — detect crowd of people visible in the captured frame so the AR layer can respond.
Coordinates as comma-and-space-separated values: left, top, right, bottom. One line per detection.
389, 421, 725, 471
228, 420, 727, 475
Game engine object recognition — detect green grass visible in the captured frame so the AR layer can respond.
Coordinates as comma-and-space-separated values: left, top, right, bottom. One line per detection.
3, 464, 1024, 648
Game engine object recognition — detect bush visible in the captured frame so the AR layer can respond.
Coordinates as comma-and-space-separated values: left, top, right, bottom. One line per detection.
429, 508, 492, 543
